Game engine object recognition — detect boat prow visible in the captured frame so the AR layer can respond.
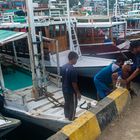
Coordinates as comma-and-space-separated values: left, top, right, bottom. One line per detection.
47, 50, 114, 77
0, 115, 21, 138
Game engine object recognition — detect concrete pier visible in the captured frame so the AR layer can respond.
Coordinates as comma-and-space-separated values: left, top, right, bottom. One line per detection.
98, 82, 140, 140
48, 88, 131, 140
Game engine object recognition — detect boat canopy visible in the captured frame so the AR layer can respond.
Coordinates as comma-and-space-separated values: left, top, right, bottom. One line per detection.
0, 30, 27, 46
77, 22, 126, 28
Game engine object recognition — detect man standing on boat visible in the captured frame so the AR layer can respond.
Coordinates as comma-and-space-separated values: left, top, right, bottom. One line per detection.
61, 51, 81, 121
94, 57, 125, 100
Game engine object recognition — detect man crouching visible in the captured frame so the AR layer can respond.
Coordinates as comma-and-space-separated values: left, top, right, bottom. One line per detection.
61, 51, 81, 121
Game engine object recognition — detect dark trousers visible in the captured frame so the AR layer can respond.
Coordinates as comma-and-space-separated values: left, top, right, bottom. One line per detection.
63, 93, 78, 121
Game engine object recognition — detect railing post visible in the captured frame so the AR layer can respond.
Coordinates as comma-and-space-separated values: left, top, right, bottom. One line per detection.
55, 40, 61, 88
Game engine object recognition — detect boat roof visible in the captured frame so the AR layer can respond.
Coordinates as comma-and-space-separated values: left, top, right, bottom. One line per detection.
75, 15, 112, 20
0, 20, 66, 28
0, 30, 27, 46
128, 10, 140, 13
4, 9, 23, 13
77, 22, 126, 28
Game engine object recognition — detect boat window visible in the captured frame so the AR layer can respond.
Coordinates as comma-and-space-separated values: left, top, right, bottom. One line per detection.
86, 28, 92, 37
77, 28, 86, 39
55, 25, 60, 36
14, 10, 25, 16
49, 25, 56, 38
61, 24, 66, 36
36, 27, 46, 37
97, 28, 105, 37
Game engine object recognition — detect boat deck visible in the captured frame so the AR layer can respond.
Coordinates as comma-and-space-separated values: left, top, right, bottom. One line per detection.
5, 84, 97, 120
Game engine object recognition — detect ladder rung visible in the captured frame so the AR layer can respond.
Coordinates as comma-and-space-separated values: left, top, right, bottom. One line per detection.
72, 38, 76, 40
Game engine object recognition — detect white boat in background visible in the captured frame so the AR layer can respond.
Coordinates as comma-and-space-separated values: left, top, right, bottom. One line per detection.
48, 50, 113, 77
0, 0, 115, 79
0, 23, 114, 78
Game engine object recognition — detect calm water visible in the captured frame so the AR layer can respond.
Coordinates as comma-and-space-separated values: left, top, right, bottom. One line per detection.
2, 69, 97, 140
3, 70, 32, 90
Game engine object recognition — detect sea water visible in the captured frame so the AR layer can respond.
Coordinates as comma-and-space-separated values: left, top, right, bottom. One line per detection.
3, 70, 32, 90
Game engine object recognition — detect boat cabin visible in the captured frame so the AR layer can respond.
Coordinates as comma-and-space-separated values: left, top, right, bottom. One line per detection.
76, 21, 127, 56
0, 21, 68, 57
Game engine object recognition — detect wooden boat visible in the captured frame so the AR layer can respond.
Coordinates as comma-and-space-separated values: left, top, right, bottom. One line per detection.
116, 8, 140, 41
47, 50, 113, 77
0, 115, 21, 137
0, 20, 114, 78
0, 29, 98, 132
0, 0, 111, 132
0, 51, 98, 132
76, 17, 130, 58
3, 85, 97, 132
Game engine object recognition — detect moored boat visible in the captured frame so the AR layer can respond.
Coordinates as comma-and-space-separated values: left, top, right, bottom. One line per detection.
0, 28, 98, 132
0, 115, 21, 138
76, 16, 130, 58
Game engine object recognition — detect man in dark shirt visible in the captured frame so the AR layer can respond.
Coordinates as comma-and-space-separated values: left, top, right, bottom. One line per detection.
61, 51, 81, 121
123, 40, 140, 84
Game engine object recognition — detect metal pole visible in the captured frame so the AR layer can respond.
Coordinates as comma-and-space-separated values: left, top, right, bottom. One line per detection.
115, 0, 118, 17
56, 40, 60, 76
133, 3, 134, 11
39, 32, 47, 87
66, 0, 73, 51
27, 33, 36, 88
12, 42, 17, 63
107, 0, 109, 16
55, 40, 61, 87
25, 0, 41, 97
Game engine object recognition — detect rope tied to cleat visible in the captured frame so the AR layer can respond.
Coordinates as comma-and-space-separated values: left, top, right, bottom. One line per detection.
80, 101, 92, 110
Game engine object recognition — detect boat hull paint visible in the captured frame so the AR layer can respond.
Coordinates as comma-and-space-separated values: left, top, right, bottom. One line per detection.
81, 47, 130, 59
0, 117, 21, 138
46, 66, 105, 78
3, 108, 69, 132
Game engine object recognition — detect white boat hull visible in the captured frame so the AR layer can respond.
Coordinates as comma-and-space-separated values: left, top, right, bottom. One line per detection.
3, 86, 97, 132
0, 116, 21, 137
3, 108, 68, 132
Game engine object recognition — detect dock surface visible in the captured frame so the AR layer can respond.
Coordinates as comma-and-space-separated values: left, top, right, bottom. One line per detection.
98, 95, 140, 140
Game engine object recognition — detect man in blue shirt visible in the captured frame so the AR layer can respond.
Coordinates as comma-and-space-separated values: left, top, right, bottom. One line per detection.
61, 51, 81, 121
123, 40, 140, 84
94, 57, 125, 100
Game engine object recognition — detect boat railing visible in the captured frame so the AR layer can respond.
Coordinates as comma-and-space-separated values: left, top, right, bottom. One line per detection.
36, 35, 61, 88
0, 54, 30, 71
46, 71, 62, 88
79, 42, 114, 47
0, 15, 67, 26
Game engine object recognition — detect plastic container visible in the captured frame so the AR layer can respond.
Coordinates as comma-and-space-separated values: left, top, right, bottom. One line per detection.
116, 76, 121, 88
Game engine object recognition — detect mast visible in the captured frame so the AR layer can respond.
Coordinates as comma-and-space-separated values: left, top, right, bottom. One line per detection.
107, 0, 109, 16
25, 0, 42, 97
113, 0, 121, 18
115, 0, 118, 17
